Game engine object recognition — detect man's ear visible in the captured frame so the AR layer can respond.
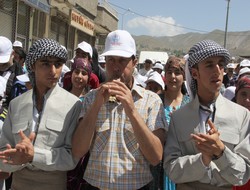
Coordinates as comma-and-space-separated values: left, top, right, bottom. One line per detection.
191, 67, 198, 79
132, 58, 138, 67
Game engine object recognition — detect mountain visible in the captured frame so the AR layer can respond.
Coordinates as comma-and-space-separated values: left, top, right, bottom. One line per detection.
132, 30, 250, 58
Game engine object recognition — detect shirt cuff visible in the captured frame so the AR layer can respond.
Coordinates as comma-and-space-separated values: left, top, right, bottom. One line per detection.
200, 155, 212, 179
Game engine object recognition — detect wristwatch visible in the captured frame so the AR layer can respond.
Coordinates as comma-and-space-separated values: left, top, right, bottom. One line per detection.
212, 148, 225, 160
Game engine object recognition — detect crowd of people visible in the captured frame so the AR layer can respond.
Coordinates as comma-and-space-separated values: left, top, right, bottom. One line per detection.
0, 30, 249, 190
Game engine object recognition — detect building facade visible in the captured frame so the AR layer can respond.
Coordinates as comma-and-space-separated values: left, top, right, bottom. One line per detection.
0, 0, 118, 58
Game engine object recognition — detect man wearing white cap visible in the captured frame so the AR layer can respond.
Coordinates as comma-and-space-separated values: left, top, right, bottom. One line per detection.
72, 30, 167, 190
0, 36, 14, 70
98, 55, 106, 69
152, 61, 166, 83
152, 62, 164, 75
0, 37, 25, 190
223, 63, 237, 88
12, 41, 24, 65
145, 71, 165, 95
12, 40, 23, 49
0, 36, 16, 189
0, 37, 23, 116
0, 37, 24, 114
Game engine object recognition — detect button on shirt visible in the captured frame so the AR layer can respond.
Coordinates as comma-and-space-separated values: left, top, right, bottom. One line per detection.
80, 83, 167, 190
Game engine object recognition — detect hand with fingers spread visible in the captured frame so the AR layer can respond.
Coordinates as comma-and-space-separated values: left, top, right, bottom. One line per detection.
191, 119, 225, 166
0, 131, 35, 165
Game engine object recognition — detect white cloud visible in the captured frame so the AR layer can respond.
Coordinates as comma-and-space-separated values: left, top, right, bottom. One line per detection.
127, 16, 186, 36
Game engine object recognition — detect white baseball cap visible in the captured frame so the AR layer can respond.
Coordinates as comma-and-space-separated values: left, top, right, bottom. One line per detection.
134, 74, 147, 88
98, 55, 106, 63
152, 63, 164, 70
17, 73, 30, 83
226, 63, 236, 69
75, 41, 93, 58
101, 30, 136, 58
145, 71, 165, 90
134, 68, 147, 88
13, 40, 23, 48
237, 67, 250, 80
0, 36, 13, 64
240, 59, 250, 67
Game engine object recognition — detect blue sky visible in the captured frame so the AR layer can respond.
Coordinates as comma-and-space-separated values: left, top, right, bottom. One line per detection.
107, 0, 250, 37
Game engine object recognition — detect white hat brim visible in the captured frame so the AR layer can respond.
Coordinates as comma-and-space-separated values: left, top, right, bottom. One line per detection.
0, 54, 11, 63
145, 79, 165, 90
101, 50, 134, 58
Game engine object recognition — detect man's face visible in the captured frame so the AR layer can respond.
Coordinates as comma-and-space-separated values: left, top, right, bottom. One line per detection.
144, 61, 152, 70
32, 56, 63, 91
75, 49, 90, 64
105, 55, 137, 87
191, 56, 225, 97
146, 81, 162, 94
227, 68, 234, 76
99, 62, 106, 69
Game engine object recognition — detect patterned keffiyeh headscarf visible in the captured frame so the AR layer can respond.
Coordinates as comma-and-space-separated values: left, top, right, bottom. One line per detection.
25, 38, 68, 87
185, 40, 230, 100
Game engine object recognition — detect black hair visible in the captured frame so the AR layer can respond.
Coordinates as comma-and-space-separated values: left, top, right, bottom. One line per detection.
15, 49, 26, 60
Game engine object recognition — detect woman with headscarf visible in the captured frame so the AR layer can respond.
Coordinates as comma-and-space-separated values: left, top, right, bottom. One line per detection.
0, 38, 81, 190
66, 58, 92, 190
234, 75, 250, 110
64, 58, 91, 102
232, 75, 250, 190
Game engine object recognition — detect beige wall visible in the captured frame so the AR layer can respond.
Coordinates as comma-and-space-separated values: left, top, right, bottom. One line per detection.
75, 0, 98, 17
96, 6, 118, 32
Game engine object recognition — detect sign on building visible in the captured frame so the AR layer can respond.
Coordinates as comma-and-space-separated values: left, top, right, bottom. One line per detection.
70, 10, 94, 36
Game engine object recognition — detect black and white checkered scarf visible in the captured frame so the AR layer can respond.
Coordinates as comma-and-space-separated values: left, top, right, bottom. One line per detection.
25, 38, 68, 87
185, 40, 230, 100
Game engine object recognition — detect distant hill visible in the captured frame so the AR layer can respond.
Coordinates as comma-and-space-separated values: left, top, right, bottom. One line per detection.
132, 30, 250, 58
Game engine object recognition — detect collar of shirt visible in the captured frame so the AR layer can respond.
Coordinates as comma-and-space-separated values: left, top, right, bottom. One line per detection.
31, 85, 58, 132
131, 79, 144, 98
199, 103, 216, 134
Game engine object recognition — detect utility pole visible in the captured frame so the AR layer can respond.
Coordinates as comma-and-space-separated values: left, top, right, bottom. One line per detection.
224, 0, 230, 48
121, 8, 131, 30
